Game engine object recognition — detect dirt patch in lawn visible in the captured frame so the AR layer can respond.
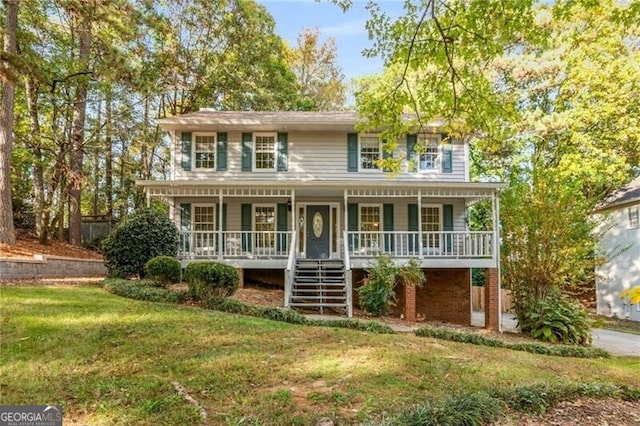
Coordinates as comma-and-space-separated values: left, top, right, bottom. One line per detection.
231, 286, 285, 307
504, 398, 640, 425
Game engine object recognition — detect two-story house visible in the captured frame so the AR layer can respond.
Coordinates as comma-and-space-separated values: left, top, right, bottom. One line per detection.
595, 176, 640, 321
137, 111, 504, 330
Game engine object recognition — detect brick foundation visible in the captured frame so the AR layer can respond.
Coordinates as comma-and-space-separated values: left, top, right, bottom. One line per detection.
484, 268, 500, 331
354, 268, 471, 326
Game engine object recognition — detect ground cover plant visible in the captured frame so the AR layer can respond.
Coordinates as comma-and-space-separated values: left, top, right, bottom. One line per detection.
2, 285, 638, 425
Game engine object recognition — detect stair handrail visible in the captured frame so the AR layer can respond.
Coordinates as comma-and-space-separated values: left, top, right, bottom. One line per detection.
343, 230, 353, 317
284, 230, 297, 308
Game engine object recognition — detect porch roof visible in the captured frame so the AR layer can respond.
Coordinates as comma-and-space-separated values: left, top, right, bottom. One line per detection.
155, 110, 447, 132
137, 179, 505, 199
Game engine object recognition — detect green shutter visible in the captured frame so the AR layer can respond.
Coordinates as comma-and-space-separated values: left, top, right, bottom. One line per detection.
348, 203, 358, 250
347, 133, 358, 172
216, 132, 227, 171
442, 140, 453, 173
382, 139, 392, 172
277, 203, 288, 252
408, 204, 418, 253
383, 203, 394, 251
277, 132, 288, 171
407, 134, 417, 173
181, 132, 192, 171
241, 203, 252, 251
180, 203, 191, 251
443, 204, 453, 253
242, 132, 252, 171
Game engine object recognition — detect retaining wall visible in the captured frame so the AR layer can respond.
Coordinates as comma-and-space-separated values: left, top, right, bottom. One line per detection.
0, 255, 107, 280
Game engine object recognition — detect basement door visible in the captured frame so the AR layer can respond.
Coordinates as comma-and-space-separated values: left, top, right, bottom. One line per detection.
306, 205, 330, 259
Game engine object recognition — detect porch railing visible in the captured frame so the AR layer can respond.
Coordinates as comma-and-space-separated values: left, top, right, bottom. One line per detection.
346, 231, 493, 259
179, 231, 291, 259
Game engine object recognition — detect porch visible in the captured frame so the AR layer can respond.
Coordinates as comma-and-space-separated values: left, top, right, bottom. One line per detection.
177, 229, 495, 266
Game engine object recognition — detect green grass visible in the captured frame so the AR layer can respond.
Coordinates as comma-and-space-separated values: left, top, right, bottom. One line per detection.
1, 286, 639, 425
592, 314, 640, 335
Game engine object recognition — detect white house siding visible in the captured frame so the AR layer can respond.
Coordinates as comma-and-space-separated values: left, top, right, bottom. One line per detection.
173, 130, 467, 183
171, 198, 467, 233
596, 203, 640, 321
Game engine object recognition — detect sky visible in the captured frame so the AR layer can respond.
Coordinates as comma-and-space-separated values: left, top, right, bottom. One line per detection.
257, 0, 406, 83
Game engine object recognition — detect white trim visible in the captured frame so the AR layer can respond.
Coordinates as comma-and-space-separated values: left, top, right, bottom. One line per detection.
192, 203, 217, 231
417, 134, 441, 173
253, 132, 278, 172
192, 132, 217, 170
358, 134, 383, 172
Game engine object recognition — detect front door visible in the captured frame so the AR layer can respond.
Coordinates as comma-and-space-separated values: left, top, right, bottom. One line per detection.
306, 205, 330, 259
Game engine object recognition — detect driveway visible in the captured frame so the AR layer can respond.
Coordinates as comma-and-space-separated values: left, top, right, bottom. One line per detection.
473, 312, 640, 356
591, 329, 640, 356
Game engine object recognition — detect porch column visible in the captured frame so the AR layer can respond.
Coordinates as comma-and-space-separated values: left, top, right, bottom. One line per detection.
291, 189, 296, 231
146, 190, 150, 207
218, 193, 223, 260
418, 191, 423, 259
343, 188, 348, 251
485, 268, 500, 331
404, 282, 417, 322
492, 190, 503, 332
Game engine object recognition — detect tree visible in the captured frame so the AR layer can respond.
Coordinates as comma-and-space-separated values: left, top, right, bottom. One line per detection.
0, 0, 19, 245
288, 27, 346, 111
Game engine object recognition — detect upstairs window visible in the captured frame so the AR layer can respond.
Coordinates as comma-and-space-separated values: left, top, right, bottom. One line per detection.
254, 133, 277, 171
419, 136, 440, 171
360, 136, 380, 170
194, 134, 216, 169
629, 206, 639, 229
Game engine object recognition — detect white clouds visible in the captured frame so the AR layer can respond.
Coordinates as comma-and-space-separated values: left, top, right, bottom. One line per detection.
320, 18, 368, 37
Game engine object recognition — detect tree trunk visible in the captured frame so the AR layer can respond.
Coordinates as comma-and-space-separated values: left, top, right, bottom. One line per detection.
25, 77, 50, 243
68, 9, 92, 246
0, 0, 19, 245
105, 92, 113, 220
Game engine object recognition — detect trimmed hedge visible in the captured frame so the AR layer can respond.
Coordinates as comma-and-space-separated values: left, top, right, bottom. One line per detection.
144, 256, 182, 287
415, 326, 610, 358
184, 262, 239, 301
103, 278, 186, 304
309, 318, 395, 334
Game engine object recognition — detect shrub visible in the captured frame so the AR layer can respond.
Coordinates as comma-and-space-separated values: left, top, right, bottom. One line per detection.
357, 255, 398, 316
102, 278, 186, 304
102, 207, 179, 278
253, 306, 308, 324
385, 393, 502, 426
144, 256, 182, 287
516, 292, 592, 345
205, 297, 254, 315
309, 318, 395, 334
415, 326, 609, 358
184, 262, 239, 301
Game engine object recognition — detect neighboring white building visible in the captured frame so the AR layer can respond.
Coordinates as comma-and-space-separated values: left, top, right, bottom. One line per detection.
137, 110, 505, 328
596, 176, 640, 321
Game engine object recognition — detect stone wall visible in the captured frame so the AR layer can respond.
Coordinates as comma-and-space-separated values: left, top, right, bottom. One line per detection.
0, 255, 107, 280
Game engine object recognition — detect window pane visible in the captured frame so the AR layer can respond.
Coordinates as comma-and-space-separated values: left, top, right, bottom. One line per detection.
360, 137, 379, 170
419, 138, 439, 171
255, 135, 276, 170
194, 135, 216, 169
255, 206, 275, 248
422, 207, 440, 248
194, 206, 215, 231
630, 207, 639, 229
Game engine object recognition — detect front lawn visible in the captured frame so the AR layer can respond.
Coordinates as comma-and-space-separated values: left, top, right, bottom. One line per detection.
1, 285, 638, 425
